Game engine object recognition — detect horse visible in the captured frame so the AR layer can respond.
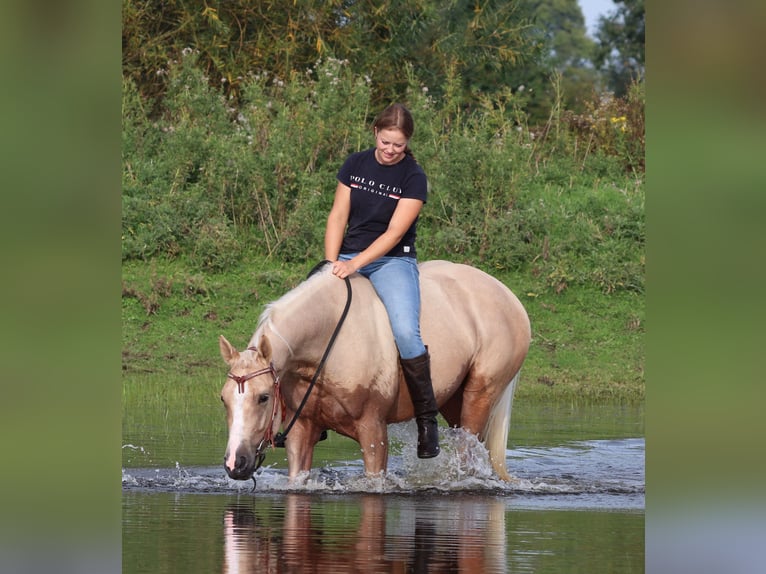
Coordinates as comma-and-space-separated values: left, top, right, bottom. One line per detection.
219, 260, 530, 482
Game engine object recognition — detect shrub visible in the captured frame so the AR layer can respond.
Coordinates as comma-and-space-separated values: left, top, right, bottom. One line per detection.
192, 218, 242, 272
122, 56, 644, 294
562, 80, 645, 175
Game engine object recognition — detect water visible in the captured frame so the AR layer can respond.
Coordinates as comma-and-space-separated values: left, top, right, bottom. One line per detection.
123, 492, 643, 573
123, 402, 644, 572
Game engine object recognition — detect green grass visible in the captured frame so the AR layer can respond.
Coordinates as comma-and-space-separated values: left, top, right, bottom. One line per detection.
121, 60, 644, 413
122, 257, 644, 406
121, 255, 643, 469
122, 258, 304, 374
514, 283, 644, 403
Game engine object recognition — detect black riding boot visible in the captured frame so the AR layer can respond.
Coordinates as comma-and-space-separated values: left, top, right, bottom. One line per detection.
400, 351, 441, 459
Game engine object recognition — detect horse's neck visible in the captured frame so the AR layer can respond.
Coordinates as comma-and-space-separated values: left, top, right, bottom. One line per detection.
260, 275, 339, 369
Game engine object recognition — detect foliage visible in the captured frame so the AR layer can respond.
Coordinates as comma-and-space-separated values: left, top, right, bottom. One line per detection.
122, 0, 338, 103
562, 78, 645, 175
122, 0, 614, 124
122, 53, 370, 269
516, 0, 599, 120
593, 0, 645, 96
123, 53, 644, 297
122, 0, 539, 112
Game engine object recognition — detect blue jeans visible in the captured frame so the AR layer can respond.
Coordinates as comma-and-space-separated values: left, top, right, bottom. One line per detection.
339, 254, 426, 360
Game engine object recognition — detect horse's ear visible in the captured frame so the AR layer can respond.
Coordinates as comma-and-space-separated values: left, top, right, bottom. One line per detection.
219, 335, 239, 365
258, 335, 272, 361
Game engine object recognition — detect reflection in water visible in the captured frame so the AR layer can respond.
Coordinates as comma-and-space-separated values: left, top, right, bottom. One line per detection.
124, 403, 644, 573
222, 494, 508, 573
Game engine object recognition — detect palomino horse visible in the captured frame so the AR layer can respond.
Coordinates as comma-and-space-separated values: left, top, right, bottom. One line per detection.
219, 260, 530, 482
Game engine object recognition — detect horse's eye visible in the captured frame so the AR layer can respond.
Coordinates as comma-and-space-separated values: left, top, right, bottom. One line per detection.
257, 394, 269, 405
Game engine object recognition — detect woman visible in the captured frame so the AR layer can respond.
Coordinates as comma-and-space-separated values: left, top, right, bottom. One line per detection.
324, 103, 440, 459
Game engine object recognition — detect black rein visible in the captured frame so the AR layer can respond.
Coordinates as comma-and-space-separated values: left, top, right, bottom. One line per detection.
272, 261, 352, 447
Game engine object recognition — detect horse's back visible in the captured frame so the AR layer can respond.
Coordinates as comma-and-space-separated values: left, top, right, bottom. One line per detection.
419, 261, 530, 376
420, 260, 529, 336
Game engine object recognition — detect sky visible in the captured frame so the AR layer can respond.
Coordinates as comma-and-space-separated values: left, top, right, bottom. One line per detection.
578, 0, 615, 36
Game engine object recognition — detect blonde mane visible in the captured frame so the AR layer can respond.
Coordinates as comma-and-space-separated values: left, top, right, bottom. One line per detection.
250, 265, 332, 345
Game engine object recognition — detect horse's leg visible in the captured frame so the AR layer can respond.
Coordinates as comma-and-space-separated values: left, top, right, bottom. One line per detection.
436, 381, 493, 473
285, 444, 312, 480
459, 372, 516, 481
356, 420, 389, 476
284, 423, 316, 480
440, 387, 464, 428
457, 378, 497, 437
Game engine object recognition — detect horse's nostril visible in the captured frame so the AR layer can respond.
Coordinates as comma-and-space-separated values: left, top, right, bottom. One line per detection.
237, 455, 246, 470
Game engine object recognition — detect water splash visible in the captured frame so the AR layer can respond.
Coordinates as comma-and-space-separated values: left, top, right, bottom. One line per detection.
390, 423, 509, 490
122, 443, 152, 465
122, 426, 644, 508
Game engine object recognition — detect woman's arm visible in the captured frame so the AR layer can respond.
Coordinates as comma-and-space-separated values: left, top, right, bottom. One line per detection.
324, 181, 351, 261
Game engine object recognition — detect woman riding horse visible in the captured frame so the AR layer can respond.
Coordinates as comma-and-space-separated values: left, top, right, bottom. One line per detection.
324, 103, 439, 459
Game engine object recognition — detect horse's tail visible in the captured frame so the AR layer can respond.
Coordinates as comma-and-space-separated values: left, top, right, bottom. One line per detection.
482, 370, 521, 482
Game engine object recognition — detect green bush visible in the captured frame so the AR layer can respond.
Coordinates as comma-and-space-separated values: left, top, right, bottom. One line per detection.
122, 54, 644, 294
562, 80, 645, 175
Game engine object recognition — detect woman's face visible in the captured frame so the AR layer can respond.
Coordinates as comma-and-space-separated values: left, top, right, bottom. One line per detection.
374, 127, 408, 165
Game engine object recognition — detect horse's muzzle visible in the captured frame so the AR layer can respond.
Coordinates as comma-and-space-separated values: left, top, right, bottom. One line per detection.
224, 454, 255, 480
224, 442, 268, 481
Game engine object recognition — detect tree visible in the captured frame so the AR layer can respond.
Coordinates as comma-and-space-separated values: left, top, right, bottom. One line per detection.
122, 0, 542, 113
313, 0, 542, 110
122, 0, 355, 104
593, 0, 645, 96
507, 0, 599, 123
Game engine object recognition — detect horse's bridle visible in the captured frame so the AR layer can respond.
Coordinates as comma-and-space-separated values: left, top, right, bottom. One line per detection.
227, 364, 275, 394
226, 354, 283, 478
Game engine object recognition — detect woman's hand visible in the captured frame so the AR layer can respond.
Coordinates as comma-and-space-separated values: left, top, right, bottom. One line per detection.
330, 259, 356, 279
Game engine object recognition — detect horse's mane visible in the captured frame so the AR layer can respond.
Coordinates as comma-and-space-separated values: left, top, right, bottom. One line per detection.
254, 264, 333, 331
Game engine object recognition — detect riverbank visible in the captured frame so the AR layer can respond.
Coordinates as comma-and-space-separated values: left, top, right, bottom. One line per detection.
122, 257, 644, 405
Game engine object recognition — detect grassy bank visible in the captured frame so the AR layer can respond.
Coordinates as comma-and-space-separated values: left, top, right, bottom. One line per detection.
122, 56, 644, 408
122, 255, 644, 405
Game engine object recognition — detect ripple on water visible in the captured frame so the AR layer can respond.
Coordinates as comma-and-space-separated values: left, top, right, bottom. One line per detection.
122, 427, 644, 509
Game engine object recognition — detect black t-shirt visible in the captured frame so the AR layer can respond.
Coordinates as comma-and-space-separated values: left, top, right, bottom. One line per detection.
337, 148, 428, 258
